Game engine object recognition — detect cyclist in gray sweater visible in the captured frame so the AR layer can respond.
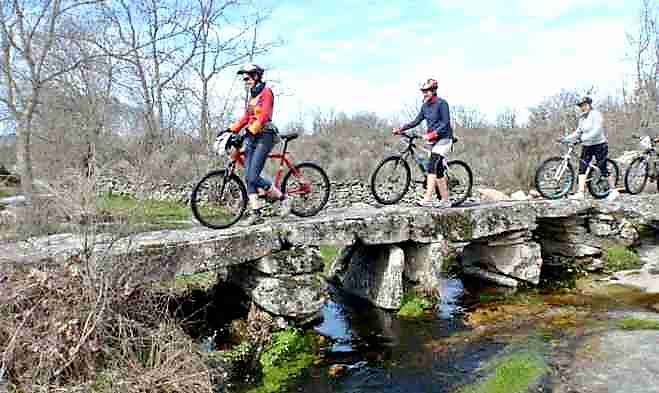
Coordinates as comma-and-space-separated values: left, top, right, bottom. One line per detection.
563, 96, 619, 201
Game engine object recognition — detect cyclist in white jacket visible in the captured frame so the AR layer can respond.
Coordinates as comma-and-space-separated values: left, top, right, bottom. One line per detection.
563, 96, 619, 201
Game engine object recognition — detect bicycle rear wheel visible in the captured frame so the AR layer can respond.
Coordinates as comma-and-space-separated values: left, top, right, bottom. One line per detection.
624, 156, 649, 195
535, 157, 574, 199
443, 160, 473, 207
190, 170, 247, 229
370, 155, 411, 205
281, 162, 330, 217
606, 159, 620, 186
587, 166, 611, 199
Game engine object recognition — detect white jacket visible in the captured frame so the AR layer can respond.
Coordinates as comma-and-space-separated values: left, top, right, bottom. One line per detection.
565, 109, 607, 146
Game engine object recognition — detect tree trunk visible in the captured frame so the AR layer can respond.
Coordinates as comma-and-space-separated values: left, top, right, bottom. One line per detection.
15, 118, 34, 195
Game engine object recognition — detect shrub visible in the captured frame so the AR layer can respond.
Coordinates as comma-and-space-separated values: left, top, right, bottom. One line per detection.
604, 246, 643, 271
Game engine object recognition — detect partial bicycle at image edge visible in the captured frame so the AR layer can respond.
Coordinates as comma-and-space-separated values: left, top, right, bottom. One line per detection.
190, 131, 331, 229
624, 134, 659, 195
369, 132, 473, 207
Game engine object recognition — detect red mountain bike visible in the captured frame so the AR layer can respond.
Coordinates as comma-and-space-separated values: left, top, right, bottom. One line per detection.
191, 132, 330, 229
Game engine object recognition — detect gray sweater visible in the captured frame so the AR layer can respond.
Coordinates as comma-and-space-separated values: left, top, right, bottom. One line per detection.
564, 109, 607, 146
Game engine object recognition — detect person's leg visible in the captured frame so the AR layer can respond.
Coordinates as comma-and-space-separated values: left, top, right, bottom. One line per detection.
435, 158, 449, 201
243, 136, 262, 210
571, 146, 590, 199
246, 133, 275, 198
422, 153, 441, 202
431, 139, 452, 203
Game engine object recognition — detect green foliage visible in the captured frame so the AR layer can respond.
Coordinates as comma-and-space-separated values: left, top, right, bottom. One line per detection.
0, 187, 17, 198
91, 371, 115, 393
249, 329, 317, 393
460, 350, 548, 393
617, 317, 659, 330
224, 341, 255, 362
98, 194, 192, 231
173, 271, 216, 292
604, 246, 643, 272
319, 245, 340, 272
397, 293, 434, 318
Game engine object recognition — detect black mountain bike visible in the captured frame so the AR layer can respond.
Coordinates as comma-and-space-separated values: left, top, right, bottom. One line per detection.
370, 133, 473, 206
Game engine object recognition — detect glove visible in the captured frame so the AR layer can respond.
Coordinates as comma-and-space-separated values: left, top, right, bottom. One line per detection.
229, 133, 244, 148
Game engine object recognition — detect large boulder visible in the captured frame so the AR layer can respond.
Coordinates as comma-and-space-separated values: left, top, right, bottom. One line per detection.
252, 247, 323, 275
463, 230, 542, 285
229, 266, 327, 320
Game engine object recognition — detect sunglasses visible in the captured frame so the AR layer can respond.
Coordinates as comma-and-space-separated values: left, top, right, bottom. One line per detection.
242, 76, 253, 82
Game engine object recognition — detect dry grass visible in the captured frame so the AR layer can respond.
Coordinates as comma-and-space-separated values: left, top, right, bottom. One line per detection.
0, 258, 214, 393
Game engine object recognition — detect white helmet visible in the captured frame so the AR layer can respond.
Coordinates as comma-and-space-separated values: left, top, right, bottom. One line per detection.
640, 135, 652, 150
213, 132, 234, 156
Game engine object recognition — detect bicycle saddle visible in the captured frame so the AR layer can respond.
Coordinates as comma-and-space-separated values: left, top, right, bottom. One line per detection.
281, 132, 299, 141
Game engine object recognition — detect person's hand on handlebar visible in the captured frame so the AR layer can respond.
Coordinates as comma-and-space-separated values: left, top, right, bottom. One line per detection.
392, 127, 402, 135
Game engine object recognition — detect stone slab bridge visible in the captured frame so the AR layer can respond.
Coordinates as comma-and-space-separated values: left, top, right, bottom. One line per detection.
2, 195, 658, 322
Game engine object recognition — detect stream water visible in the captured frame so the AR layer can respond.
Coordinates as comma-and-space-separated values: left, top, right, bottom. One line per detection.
228, 237, 659, 393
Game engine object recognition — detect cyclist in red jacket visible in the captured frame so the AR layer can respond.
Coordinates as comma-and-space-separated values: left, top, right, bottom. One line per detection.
393, 78, 453, 208
227, 64, 286, 224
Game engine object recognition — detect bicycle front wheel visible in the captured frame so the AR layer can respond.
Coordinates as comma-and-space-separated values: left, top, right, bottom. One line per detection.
624, 156, 649, 195
190, 170, 247, 229
535, 157, 574, 199
370, 155, 411, 205
606, 159, 620, 187
443, 160, 473, 207
281, 162, 331, 217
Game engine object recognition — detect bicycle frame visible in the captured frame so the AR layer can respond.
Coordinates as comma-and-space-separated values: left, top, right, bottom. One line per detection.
225, 137, 310, 196
553, 143, 606, 183
397, 134, 450, 182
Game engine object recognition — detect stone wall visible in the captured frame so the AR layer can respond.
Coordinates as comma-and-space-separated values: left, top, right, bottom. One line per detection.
97, 176, 446, 209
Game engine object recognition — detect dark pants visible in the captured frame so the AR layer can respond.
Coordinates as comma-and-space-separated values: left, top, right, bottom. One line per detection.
579, 142, 608, 176
244, 130, 275, 194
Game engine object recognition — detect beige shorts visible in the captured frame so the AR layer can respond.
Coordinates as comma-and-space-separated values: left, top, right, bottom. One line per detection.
431, 138, 452, 157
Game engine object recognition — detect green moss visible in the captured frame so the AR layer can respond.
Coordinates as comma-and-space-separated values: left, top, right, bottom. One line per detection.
637, 224, 657, 239
604, 246, 643, 272
0, 188, 15, 198
91, 371, 116, 393
173, 271, 216, 292
319, 245, 340, 272
248, 328, 318, 393
98, 194, 191, 231
397, 293, 434, 318
617, 317, 659, 330
460, 350, 548, 393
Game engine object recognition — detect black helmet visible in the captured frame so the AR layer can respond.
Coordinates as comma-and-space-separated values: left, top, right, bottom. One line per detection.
237, 63, 264, 78
576, 96, 593, 106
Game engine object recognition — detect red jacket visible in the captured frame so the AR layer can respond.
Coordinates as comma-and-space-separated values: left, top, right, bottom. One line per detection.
229, 87, 274, 135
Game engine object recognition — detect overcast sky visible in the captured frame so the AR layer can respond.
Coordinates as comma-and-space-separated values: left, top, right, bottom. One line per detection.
226, 0, 642, 128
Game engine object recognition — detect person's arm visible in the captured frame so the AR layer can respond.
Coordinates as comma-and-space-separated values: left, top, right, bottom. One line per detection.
399, 109, 425, 133
229, 113, 250, 133
247, 88, 274, 134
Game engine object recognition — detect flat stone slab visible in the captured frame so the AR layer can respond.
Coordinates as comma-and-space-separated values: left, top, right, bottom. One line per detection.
1, 195, 658, 280
564, 326, 659, 393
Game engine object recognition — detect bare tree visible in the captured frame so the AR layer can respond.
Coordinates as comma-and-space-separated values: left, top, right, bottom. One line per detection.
626, 0, 659, 127
495, 107, 519, 129
452, 105, 488, 129
0, 0, 104, 194
99, 0, 202, 150
190, 0, 277, 149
